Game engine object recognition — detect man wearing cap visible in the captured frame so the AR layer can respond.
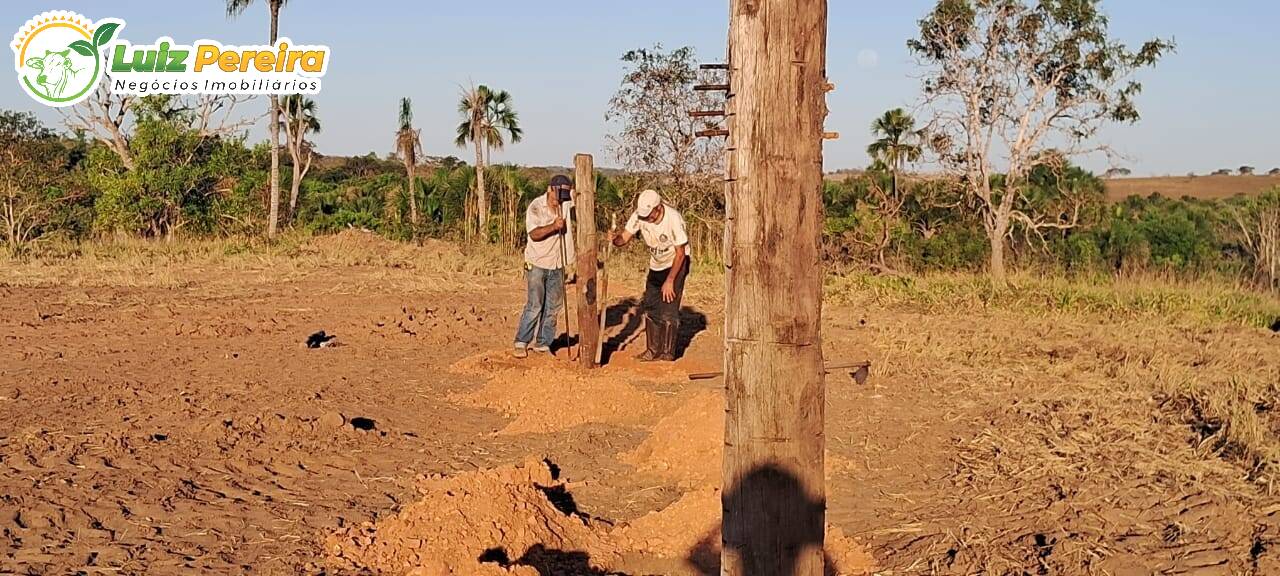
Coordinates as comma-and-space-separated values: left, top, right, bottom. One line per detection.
611, 189, 690, 362
513, 175, 575, 358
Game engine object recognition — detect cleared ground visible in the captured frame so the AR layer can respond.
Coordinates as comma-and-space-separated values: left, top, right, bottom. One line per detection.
1105, 174, 1280, 201
2, 231, 1279, 575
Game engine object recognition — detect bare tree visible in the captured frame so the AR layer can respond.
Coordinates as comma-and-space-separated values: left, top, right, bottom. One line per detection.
1229, 190, 1280, 291
62, 86, 135, 170
1, 112, 77, 253
64, 91, 257, 173
910, 0, 1172, 284
189, 94, 259, 139
606, 45, 724, 253
837, 173, 907, 271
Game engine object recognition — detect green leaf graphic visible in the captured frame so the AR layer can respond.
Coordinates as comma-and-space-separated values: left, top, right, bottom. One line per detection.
93, 22, 120, 47
69, 40, 94, 57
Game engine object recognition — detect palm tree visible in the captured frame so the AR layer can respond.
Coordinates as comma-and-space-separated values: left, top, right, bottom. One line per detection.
483, 89, 523, 164
867, 108, 923, 199
456, 85, 522, 240
278, 94, 320, 218
456, 86, 487, 239
226, 0, 287, 238
862, 109, 924, 269
396, 97, 421, 227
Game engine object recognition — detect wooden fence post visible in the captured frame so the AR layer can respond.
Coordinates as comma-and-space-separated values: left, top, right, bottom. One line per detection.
574, 153, 600, 368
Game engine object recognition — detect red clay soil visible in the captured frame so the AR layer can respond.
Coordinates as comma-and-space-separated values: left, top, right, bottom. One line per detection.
5, 237, 1279, 574
333, 351, 879, 575
620, 391, 721, 489
327, 460, 616, 575
448, 352, 675, 435
330, 462, 878, 576
621, 389, 861, 491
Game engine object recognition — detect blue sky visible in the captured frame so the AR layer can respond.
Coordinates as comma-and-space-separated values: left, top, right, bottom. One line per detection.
2, 1, 1277, 176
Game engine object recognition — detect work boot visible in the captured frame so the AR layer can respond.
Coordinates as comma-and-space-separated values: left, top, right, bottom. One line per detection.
636, 315, 662, 362
658, 319, 679, 361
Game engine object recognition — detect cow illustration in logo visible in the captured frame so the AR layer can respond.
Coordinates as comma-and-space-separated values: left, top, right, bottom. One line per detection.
26, 48, 79, 97
11, 11, 123, 107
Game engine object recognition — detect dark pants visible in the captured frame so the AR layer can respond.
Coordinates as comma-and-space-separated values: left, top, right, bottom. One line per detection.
642, 264, 690, 324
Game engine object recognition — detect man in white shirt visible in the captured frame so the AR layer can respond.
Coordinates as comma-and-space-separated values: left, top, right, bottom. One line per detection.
611, 189, 691, 362
513, 175, 575, 358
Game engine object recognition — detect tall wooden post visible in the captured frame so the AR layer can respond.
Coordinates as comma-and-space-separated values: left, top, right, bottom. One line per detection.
722, 1, 828, 575
574, 154, 600, 368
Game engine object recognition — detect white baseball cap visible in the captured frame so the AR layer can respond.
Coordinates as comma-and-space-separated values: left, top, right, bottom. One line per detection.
636, 189, 662, 218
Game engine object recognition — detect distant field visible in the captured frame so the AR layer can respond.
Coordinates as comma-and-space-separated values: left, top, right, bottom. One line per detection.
1104, 174, 1280, 201
828, 171, 1280, 203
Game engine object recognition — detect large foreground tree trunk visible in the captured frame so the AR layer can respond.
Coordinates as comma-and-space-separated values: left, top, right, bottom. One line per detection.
723, 1, 828, 575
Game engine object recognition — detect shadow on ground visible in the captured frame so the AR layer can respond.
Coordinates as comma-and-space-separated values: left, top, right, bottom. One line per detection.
600, 297, 707, 364
683, 464, 842, 576
479, 545, 626, 575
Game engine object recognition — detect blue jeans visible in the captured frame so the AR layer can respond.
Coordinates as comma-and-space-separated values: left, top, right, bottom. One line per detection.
514, 265, 564, 348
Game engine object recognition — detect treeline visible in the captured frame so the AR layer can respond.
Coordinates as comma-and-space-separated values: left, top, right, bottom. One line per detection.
3, 102, 1276, 293
822, 169, 1279, 290
0, 103, 638, 250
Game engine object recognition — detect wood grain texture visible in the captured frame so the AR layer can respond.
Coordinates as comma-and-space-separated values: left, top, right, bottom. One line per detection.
574, 154, 599, 369
722, 0, 829, 574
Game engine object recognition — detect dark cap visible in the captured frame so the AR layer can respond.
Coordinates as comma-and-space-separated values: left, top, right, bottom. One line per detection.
549, 175, 572, 188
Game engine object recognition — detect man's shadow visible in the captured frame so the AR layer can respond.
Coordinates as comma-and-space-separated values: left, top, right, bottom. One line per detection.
685, 464, 843, 576
599, 297, 708, 364
478, 545, 623, 575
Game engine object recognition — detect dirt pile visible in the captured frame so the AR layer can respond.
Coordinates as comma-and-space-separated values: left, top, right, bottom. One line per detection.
614, 487, 720, 559
621, 391, 722, 487
448, 352, 672, 435
329, 460, 877, 576
327, 460, 617, 575
615, 487, 878, 575
621, 390, 860, 489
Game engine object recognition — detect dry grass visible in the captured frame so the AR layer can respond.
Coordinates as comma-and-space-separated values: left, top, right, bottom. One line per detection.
0, 230, 518, 291
853, 300, 1280, 572
828, 271, 1280, 329
6, 234, 1275, 329
1159, 374, 1280, 488
1105, 174, 1280, 201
